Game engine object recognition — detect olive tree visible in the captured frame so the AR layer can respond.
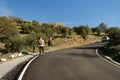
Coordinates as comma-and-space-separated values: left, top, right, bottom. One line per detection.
73, 25, 91, 40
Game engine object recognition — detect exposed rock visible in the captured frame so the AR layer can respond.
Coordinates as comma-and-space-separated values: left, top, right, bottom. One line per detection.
99, 22, 108, 31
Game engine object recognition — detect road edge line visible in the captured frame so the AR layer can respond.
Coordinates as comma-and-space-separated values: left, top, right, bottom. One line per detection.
96, 48, 120, 69
18, 55, 39, 80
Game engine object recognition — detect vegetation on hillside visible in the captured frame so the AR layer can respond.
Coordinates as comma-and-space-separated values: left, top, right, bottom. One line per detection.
0, 16, 93, 54
73, 25, 91, 40
0, 16, 120, 61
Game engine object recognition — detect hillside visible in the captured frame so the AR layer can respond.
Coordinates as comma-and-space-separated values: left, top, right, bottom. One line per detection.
53, 34, 101, 51
0, 16, 102, 62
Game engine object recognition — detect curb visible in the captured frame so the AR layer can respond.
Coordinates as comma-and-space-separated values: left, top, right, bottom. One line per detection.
17, 55, 39, 80
96, 47, 120, 69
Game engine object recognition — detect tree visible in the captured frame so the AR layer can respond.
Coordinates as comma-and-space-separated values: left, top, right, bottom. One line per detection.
0, 16, 9, 25
106, 27, 120, 41
25, 33, 37, 53
91, 28, 96, 33
68, 28, 74, 35
60, 26, 69, 38
0, 24, 19, 42
31, 20, 40, 33
41, 23, 55, 37
5, 36, 25, 53
20, 21, 33, 34
0, 16, 19, 43
73, 25, 91, 40
91, 27, 102, 36
95, 27, 102, 36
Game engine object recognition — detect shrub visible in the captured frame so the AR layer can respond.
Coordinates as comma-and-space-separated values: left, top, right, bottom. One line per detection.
73, 25, 91, 40
25, 33, 38, 53
106, 27, 120, 41
5, 36, 25, 53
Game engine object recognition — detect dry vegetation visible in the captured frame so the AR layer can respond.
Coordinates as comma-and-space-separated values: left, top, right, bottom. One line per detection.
52, 34, 101, 51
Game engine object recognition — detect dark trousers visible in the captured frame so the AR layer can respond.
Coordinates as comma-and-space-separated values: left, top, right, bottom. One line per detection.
39, 46, 44, 54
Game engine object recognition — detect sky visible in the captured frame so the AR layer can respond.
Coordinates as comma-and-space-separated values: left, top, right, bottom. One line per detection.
0, 0, 120, 27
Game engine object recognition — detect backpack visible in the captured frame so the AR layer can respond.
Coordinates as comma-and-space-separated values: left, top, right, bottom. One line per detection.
38, 39, 42, 45
48, 39, 53, 46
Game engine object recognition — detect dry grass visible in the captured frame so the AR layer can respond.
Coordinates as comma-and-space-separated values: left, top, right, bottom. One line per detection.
52, 34, 102, 51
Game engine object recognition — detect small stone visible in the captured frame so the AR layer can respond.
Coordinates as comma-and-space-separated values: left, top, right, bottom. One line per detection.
0, 58, 7, 62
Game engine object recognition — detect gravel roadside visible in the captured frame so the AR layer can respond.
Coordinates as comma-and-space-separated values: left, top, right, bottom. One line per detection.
0, 55, 35, 80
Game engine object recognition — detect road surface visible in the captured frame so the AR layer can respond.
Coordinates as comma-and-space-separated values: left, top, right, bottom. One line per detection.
20, 42, 120, 80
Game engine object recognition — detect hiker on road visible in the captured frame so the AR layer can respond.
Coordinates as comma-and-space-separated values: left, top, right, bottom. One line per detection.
38, 37, 45, 55
48, 37, 53, 52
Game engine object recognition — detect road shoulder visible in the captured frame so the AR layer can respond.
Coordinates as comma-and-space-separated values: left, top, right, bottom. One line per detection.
96, 47, 120, 68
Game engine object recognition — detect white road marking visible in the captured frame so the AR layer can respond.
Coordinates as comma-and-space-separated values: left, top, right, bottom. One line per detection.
96, 48, 120, 69
18, 55, 39, 80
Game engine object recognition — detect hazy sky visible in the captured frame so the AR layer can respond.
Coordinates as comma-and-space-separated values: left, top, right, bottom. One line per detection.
0, 0, 120, 27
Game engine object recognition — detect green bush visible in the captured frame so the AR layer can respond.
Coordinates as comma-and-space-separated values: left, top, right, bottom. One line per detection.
106, 27, 120, 41
101, 41, 120, 63
113, 54, 120, 62
60, 26, 69, 38
73, 25, 91, 40
25, 33, 38, 53
5, 36, 25, 53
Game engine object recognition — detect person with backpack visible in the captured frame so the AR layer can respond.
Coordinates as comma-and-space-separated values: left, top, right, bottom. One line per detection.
48, 37, 53, 52
38, 37, 45, 55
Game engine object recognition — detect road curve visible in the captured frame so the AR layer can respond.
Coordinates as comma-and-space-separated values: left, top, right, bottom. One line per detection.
20, 42, 120, 80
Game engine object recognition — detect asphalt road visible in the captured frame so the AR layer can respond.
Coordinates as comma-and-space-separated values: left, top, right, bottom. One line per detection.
21, 42, 120, 80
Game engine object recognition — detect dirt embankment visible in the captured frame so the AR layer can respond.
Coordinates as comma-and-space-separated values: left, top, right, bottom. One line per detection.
53, 35, 101, 51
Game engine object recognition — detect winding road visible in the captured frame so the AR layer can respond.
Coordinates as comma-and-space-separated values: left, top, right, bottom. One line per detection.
19, 42, 120, 80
